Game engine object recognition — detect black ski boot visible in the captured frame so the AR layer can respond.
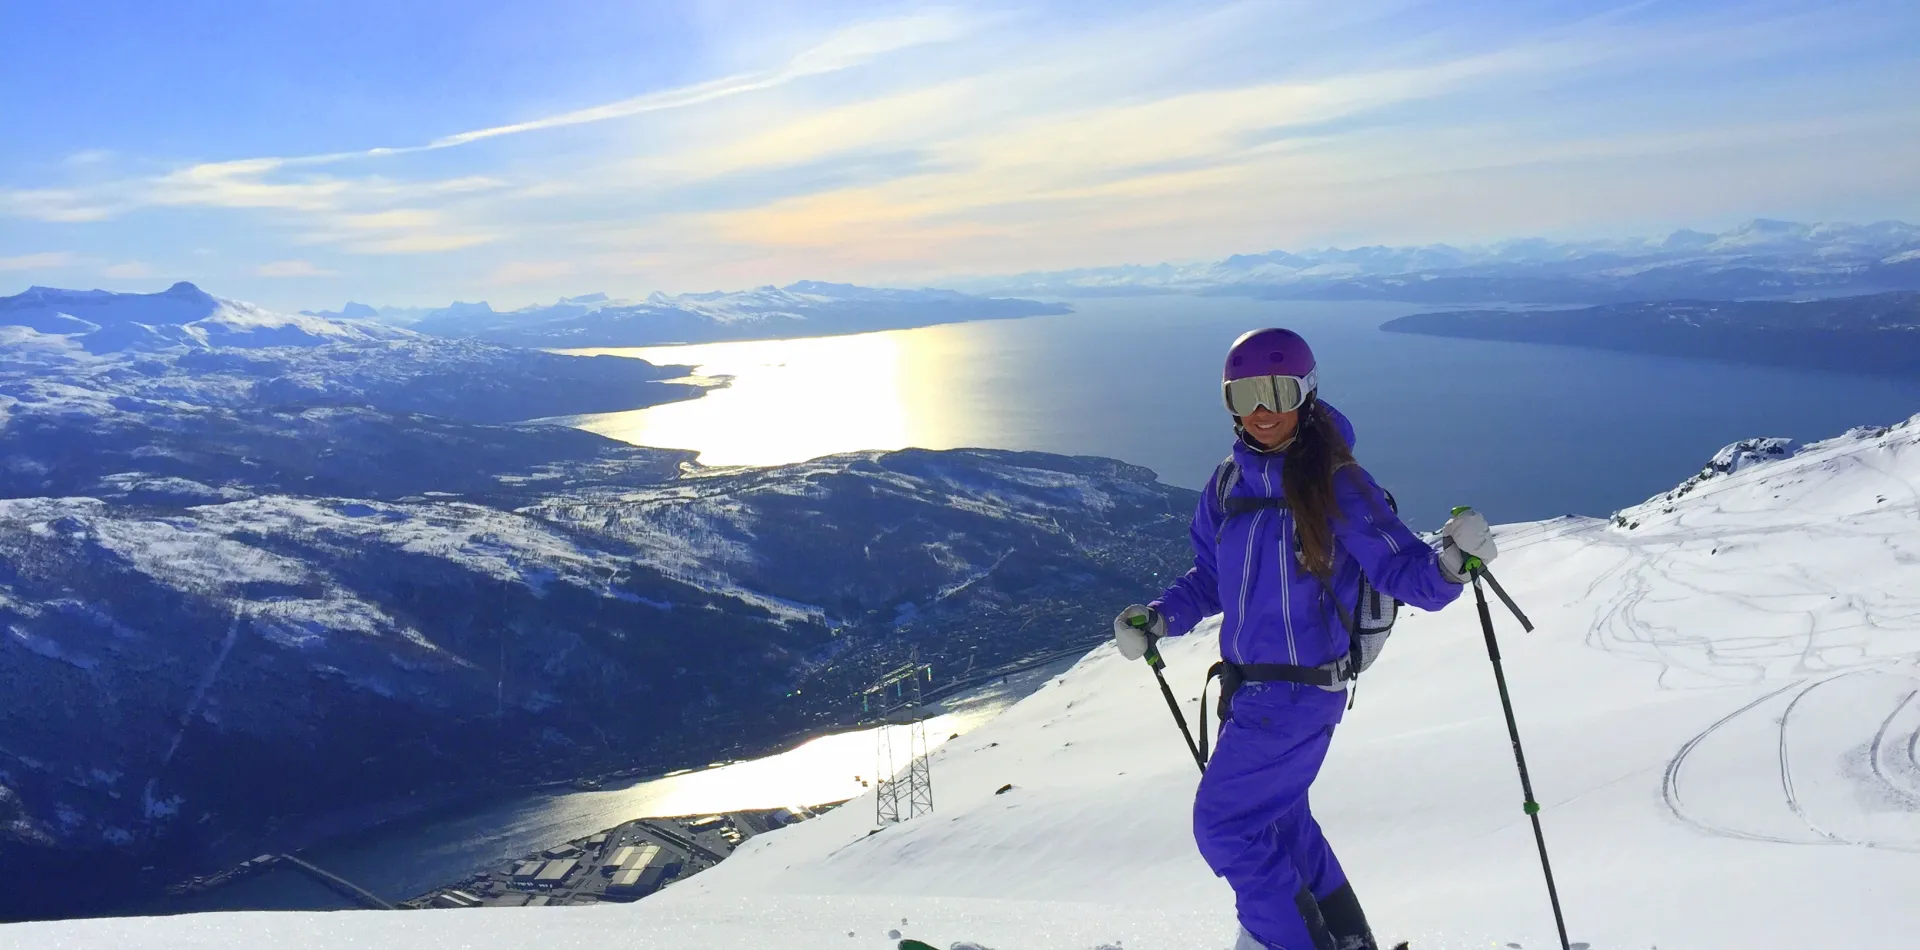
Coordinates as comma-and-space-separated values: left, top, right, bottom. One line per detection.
1316, 882, 1382, 950
1294, 885, 1339, 950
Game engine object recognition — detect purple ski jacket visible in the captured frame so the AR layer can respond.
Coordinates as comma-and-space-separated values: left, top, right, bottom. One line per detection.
1150, 402, 1462, 676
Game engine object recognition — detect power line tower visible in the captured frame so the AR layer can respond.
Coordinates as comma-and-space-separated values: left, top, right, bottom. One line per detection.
864, 661, 935, 825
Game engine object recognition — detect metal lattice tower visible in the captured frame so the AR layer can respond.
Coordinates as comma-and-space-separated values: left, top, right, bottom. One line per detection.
865, 662, 935, 824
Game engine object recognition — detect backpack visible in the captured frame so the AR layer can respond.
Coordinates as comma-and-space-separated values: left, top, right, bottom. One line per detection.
1211, 456, 1401, 678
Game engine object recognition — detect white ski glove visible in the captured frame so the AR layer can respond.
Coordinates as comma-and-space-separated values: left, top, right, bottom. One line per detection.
1112, 604, 1165, 660
1437, 507, 1497, 583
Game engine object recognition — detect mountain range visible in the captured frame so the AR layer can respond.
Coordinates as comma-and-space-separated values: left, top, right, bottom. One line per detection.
960, 218, 1920, 304
0, 282, 1188, 922
306, 281, 1071, 348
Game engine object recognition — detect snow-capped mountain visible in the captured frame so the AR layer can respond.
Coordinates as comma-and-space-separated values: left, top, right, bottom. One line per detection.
2, 282, 411, 351
391, 281, 1070, 347
964, 218, 1920, 303
0, 284, 712, 427
0, 281, 1179, 923
0, 324, 1191, 925
13, 413, 1917, 947
0, 283, 1195, 921
0, 446, 1188, 923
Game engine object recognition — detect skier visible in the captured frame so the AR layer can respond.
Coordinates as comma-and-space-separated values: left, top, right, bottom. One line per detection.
1112, 328, 1498, 950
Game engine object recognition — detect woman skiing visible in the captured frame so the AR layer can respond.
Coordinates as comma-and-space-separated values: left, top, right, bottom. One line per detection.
1111, 328, 1498, 950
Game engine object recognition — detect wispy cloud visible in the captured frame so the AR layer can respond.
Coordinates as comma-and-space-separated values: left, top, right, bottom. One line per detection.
102, 261, 159, 279
427, 10, 977, 152
0, 187, 121, 223
682, 41, 1644, 252
253, 260, 337, 278
291, 206, 503, 255
490, 260, 580, 285
5, 0, 1916, 302
0, 252, 80, 271
0, 7, 981, 271
354, 232, 500, 253
146, 8, 981, 174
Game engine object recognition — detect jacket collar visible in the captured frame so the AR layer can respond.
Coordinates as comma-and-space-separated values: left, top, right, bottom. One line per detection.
1231, 432, 1290, 492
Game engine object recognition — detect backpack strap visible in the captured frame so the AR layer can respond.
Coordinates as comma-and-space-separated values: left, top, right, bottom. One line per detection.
1198, 660, 1236, 765
1211, 456, 1238, 513
1212, 456, 1288, 542
1312, 570, 1360, 671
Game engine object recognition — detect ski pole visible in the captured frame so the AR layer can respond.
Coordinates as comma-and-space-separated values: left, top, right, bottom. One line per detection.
1478, 564, 1533, 632
1130, 617, 1206, 772
1451, 507, 1569, 950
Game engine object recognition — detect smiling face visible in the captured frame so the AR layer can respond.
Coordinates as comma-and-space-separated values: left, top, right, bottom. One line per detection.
1240, 405, 1299, 449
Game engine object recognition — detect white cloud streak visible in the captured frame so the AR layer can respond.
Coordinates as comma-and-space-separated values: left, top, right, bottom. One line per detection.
0, 7, 982, 259
5, 1, 1915, 294
265, 9, 980, 161
253, 260, 337, 277
102, 261, 159, 279
489, 260, 580, 285
0, 252, 80, 271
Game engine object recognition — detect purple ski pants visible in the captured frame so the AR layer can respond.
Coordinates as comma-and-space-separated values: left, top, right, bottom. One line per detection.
1193, 685, 1348, 950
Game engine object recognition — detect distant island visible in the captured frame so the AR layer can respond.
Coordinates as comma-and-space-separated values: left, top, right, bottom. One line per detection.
1380, 291, 1920, 378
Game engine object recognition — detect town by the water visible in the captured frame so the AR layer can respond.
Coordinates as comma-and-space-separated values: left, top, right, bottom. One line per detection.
171, 803, 838, 911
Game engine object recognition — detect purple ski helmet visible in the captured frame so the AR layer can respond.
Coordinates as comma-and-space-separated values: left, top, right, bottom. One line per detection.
1223, 327, 1316, 381
1222, 328, 1318, 419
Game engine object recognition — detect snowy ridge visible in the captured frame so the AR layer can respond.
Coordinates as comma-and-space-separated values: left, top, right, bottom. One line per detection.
0, 310, 707, 432
0, 282, 410, 351
963, 218, 1920, 302
403, 281, 1070, 347
15, 417, 1920, 947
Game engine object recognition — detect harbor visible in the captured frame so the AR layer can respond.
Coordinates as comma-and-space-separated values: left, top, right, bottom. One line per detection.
399, 805, 832, 909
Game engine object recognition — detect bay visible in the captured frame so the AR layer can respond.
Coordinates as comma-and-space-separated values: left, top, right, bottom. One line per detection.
560, 296, 1920, 530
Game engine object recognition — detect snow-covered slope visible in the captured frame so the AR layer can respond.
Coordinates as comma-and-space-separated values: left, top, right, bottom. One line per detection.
1, 282, 409, 351
0, 289, 709, 429
0, 440, 1191, 921
14, 416, 1920, 948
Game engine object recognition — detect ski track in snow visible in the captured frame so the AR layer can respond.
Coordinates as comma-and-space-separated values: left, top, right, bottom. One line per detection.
1511, 423, 1920, 860
1774, 674, 1852, 846
1664, 668, 1920, 852
1662, 679, 1810, 847
1867, 688, 1920, 807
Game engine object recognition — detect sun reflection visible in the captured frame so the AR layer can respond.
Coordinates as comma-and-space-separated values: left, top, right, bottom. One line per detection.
558, 326, 983, 465
562, 707, 990, 822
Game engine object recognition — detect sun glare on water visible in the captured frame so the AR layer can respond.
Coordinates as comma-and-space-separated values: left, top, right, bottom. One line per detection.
559, 327, 983, 466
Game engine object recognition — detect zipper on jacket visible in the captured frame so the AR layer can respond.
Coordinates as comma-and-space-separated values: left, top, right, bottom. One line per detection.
1231, 505, 1262, 663
1265, 466, 1299, 666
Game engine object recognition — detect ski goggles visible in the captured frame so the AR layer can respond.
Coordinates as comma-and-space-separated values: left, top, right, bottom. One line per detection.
1222, 370, 1316, 417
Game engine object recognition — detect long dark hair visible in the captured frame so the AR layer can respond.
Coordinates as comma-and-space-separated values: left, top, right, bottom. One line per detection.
1281, 398, 1359, 578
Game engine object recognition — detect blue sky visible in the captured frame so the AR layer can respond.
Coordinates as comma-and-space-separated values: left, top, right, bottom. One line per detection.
3, 0, 1918, 309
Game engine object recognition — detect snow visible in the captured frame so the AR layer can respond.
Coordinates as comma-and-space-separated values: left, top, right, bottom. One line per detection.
965, 218, 1920, 295
5, 624, 98, 671
0, 282, 411, 351
11, 417, 1920, 948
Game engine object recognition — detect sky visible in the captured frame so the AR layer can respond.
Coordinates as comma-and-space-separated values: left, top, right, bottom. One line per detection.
3, 0, 1918, 310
